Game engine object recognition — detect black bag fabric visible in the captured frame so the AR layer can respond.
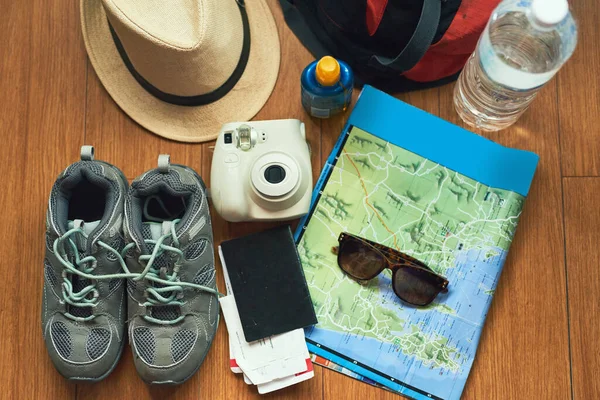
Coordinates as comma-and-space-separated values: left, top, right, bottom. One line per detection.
280, 0, 493, 92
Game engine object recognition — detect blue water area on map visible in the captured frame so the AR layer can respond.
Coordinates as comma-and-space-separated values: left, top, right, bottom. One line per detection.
306, 248, 508, 400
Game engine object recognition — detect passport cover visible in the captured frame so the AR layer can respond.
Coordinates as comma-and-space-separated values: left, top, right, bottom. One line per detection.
220, 225, 318, 342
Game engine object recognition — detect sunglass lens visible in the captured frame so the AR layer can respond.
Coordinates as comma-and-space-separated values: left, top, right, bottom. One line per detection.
338, 237, 384, 280
393, 267, 443, 306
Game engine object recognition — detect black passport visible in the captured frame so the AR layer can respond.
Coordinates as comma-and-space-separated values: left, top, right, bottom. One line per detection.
220, 225, 318, 342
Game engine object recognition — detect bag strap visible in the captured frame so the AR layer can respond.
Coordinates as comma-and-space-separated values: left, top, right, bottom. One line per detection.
280, 0, 333, 60
368, 0, 442, 72
280, 0, 442, 74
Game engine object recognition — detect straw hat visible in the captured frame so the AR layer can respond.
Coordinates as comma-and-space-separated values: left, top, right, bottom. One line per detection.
81, 0, 281, 143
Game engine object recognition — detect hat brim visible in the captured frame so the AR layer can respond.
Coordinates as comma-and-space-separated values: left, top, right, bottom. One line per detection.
81, 0, 281, 143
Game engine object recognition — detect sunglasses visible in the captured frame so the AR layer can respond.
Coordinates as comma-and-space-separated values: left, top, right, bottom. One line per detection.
333, 232, 449, 306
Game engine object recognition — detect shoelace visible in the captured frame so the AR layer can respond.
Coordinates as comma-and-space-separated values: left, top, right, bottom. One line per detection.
53, 220, 222, 323
122, 219, 197, 325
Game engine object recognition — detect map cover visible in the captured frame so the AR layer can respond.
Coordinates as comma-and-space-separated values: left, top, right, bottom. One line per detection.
294, 86, 539, 400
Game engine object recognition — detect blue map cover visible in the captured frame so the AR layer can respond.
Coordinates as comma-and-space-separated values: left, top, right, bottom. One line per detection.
294, 86, 539, 400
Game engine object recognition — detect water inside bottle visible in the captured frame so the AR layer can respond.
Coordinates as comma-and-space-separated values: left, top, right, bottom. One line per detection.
455, 11, 564, 131
491, 12, 561, 73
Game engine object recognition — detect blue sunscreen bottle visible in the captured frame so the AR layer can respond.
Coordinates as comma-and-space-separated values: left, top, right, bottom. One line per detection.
301, 56, 353, 119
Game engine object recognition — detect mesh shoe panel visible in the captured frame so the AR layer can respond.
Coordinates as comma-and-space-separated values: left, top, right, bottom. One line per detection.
151, 305, 180, 321
133, 327, 156, 365
69, 274, 92, 318
108, 279, 121, 292
171, 329, 197, 363
140, 224, 153, 241
134, 170, 197, 193
185, 240, 208, 260
51, 321, 72, 359
45, 234, 54, 253
106, 235, 124, 262
127, 279, 137, 294
86, 328, 111, 360
192, 264, 215, 287
44, 259, 58, 286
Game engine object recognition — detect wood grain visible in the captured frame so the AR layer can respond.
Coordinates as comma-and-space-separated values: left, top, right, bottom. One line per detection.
439, 81, 571, 399
557, 0, 600, 176
0, 0, 598, 398
0, 0, 86, 399
564, 178, 600, 400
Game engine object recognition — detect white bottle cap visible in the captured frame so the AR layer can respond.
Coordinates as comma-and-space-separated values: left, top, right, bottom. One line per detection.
531, 0, 569, 26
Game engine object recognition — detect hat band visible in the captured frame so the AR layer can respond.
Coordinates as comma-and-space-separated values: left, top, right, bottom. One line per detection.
107, 1, 251, 107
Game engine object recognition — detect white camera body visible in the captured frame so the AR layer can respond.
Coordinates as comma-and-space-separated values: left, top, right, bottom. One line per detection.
210, 119, 312, 222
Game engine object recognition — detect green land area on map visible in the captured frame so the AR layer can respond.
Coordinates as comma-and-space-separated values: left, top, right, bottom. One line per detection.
298, 126, 525, 372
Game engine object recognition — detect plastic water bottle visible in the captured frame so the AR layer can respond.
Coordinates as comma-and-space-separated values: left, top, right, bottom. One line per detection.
454, 0, 577, 131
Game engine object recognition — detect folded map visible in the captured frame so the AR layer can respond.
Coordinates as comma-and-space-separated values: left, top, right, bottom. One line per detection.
294, 86, 539, 400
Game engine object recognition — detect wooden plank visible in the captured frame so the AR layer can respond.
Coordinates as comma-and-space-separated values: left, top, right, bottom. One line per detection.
1, 0, 87, 398
564, 177, 600, 400
438, 81, 571, 398
0, 1, 33, 399
557, 0, 600, 176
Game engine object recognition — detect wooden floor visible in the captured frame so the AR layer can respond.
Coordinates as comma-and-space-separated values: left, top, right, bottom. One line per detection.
1, 0, 598, 399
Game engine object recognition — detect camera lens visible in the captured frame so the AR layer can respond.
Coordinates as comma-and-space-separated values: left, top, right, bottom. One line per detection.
264, 165, 286, 184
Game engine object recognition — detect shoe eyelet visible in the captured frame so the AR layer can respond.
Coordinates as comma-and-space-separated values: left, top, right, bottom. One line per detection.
159, 267, 168, 280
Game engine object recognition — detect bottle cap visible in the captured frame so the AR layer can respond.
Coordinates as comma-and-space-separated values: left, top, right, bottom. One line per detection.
315, 56, 341, 86
531, 0, 569, 26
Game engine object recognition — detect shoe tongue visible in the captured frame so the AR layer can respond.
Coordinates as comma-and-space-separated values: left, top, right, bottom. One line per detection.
68, 219, 101, 235
140, 220, 180, 322
64, 219, 100, 319
142, 221, 175, 241
67, 219, 101, 251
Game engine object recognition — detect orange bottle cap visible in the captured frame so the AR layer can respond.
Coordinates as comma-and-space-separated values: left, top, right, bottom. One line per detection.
315, 56, 341, 86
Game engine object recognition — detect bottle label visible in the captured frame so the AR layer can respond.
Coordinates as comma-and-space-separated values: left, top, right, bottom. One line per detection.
301, 86, 352, 118
478, 29, 557, 90
310, 107, 331, 118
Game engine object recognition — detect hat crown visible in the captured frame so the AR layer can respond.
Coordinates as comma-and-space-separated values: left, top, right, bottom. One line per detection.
103, 0, 244, 97
109, 0, 203, 49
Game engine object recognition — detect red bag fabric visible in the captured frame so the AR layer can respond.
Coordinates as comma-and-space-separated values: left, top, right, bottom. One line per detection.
404, 0, 500, 82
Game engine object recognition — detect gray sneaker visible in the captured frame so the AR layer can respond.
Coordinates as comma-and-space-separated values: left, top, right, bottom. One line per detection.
42, 146, 128, 381
123, 155, 219, 384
